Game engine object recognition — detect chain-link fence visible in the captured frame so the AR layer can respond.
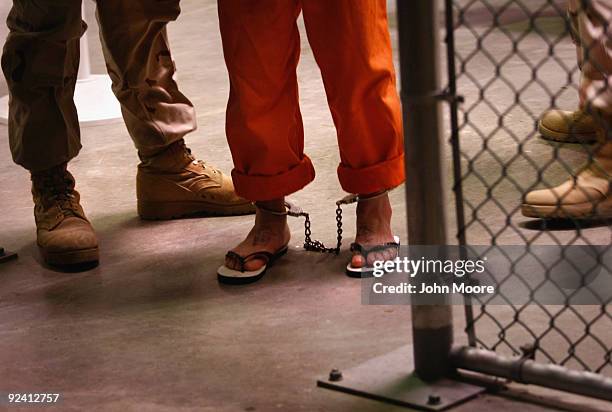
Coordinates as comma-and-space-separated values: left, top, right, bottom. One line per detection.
447, 0, 612, 386
317, 1, 612, 407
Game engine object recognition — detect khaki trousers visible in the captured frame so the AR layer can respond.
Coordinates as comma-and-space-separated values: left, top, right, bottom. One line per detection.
569, 0, 612, 118
2, 0, 196, 172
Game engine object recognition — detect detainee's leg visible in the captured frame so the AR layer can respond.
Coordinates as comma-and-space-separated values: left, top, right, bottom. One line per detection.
302, 0, 405, 266
96, 0, 254, 219
218, 0, 312, 272
523, 0, 612, 219
1, 0, 98, 267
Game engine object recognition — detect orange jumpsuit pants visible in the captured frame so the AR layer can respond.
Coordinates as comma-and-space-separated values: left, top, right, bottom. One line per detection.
218, 0, 405, 201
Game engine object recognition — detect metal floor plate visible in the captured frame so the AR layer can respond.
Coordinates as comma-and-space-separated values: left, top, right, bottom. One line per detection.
0, 248, 17, 264
317, 346, 485, 411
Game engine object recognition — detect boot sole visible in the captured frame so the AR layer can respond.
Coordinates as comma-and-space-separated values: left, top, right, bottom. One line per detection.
538, 121, 597, 144
521, 200, 612, 220
138, 200, 256, 220
40, 246, 100, 267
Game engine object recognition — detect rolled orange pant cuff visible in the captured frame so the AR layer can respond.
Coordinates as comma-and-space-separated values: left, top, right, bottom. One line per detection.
338, 154, 406, 194
231, 156, 316, 201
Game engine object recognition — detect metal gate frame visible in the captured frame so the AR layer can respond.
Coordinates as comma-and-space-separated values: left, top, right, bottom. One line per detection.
318, 0, 612, 409
445, 0, 612, 404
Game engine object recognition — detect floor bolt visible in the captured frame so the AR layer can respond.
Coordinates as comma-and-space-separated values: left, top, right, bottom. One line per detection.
427, 394, 441, 405
328, 369, 343, 382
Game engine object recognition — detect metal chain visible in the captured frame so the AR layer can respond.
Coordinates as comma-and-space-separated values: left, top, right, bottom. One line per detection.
286, 191, 389, 256
303, 203, 344, 255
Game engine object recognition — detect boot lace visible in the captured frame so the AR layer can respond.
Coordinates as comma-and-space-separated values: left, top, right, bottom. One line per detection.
36, 173, 80, 217
185, 146, 220, 175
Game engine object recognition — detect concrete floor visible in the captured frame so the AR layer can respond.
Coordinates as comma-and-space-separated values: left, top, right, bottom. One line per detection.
0, 1, 610, 411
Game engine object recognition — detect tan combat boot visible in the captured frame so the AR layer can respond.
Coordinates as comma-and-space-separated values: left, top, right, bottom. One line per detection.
137, 140, 255, 219
31, 164, 99, 266
522, 139, 612, 219
538, 108, 597, 143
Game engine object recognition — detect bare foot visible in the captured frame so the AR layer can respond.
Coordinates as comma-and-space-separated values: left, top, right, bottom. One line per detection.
225, 199, 291, 272
351, 193, 396, 268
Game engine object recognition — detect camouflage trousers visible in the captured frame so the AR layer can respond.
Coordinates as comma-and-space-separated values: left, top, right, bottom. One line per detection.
2, 0, 196, 172
568, 0, 612, 118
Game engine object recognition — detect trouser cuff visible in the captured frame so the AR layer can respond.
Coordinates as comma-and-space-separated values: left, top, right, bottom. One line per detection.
338, 153, 405, 194
231, 156, 316, 201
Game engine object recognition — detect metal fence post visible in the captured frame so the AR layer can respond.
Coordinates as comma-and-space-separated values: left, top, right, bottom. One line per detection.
317, 2, 485, 408
399, 0, 454, 382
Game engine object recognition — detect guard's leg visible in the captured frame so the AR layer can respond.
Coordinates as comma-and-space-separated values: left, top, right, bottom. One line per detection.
2, 1, 98, 267
524, 0, 612, 219
96, 0, 253, 218
2, 0, 84, 172
538, 2, 598, 143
